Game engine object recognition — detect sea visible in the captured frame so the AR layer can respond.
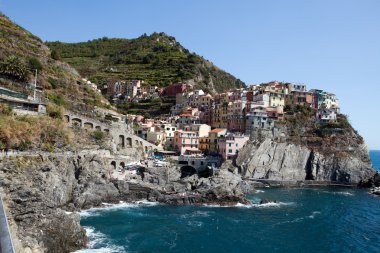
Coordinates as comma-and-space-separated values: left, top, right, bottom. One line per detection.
75, 151, 380, 253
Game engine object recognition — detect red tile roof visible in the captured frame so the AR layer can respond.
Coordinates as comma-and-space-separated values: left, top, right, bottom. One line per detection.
209, 128, 227, 133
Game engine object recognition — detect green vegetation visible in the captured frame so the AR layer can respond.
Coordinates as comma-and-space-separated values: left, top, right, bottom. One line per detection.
28, 57, 43, 72
0, 15, 110, 114
46, 33, 245, 93
0, 103, 13, 115
116, 97, 175, 117
0, 55, 28, 80
0, 114, 73, 151
46, 103, 63, 119
91, 129, 105, 143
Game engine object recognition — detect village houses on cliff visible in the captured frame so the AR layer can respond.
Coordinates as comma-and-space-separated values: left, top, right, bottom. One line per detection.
105, 80, 340, 168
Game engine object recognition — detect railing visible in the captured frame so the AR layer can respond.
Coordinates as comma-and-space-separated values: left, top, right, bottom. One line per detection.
0, 195, 15, 253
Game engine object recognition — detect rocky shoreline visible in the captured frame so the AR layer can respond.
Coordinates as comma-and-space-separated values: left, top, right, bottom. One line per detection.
0, 149, 377, 253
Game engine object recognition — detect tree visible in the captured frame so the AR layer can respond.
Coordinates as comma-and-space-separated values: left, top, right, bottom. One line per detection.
28, 57, 43, 72
51, 50, 61, 60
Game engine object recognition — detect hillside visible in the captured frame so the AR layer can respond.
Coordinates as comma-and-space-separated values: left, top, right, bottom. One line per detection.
46, 33, 246, 93
0, 13, 108, 113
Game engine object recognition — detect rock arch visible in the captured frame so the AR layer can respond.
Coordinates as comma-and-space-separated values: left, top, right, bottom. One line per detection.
64, 115, 70, 123
95, 126, 101, 130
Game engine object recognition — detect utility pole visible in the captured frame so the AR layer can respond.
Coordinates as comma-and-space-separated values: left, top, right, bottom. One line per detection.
34, 69, 37, 100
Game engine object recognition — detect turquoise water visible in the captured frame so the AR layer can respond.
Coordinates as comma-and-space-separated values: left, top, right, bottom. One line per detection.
77, 188, 380, 253
370, 150, 380, 170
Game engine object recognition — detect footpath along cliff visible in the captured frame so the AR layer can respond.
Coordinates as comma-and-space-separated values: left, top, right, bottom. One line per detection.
236, 108, 375, 185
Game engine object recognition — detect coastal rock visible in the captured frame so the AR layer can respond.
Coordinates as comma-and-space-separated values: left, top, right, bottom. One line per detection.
370, 187, 380, 196
237, 138, 375, 184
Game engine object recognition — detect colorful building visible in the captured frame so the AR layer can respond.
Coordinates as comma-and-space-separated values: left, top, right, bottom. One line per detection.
173, 130, 199, 154
218, 133, 249, 160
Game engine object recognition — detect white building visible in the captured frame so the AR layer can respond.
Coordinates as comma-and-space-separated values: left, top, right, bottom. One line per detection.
316, 108, 337, 124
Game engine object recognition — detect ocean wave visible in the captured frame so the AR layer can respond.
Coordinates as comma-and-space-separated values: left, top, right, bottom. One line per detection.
187, 220, 203, 227
276, 211, 322, 225
255, 190, 265, 193
73, 227, 127, 253
180, 210, 213, 219
202, 201, 295, 208
236, 202, 295, 208
79, 200, 159, 217
321, 191, 354, 196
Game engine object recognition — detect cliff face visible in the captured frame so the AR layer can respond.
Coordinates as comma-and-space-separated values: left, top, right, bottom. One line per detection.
0, 154, 124, 253
237, 139, 374, 184
0, 151, 248, 252
237, 126, 374, 184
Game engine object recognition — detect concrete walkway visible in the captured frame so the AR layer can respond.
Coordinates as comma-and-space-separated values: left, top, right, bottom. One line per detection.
0, 195, 15, 253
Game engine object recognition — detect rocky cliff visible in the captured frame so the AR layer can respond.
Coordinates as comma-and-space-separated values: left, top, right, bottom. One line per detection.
236, 113, 375, 185
0, 152, 247, 252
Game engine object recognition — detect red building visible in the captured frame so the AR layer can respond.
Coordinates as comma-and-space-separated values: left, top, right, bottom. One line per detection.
160, 83, 192, 97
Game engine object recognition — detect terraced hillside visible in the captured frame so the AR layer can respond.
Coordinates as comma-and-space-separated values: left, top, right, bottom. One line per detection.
47, 33, 246, 93
0, 13, 108, 113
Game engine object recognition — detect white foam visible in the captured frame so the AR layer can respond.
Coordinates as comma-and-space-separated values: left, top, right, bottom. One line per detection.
79, 201, 159, 217
322, 191, 354, 196
202, 201, 295, 208
180, 210, 212, 219
255, 190, 265, 193
73, 227, 127, 253
308, 211, 321, 219
236, 202, 295, 208
187, 220, 203, 227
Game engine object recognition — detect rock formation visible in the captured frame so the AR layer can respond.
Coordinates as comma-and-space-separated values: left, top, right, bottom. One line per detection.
236, 137, 375, 185
0, 152, 248, 252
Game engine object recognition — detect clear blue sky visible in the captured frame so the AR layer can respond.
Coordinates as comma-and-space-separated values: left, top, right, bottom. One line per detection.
1, 0, 379, 149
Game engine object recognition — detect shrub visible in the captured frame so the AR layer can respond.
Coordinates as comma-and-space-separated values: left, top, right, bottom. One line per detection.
0, 55, 28, 80
48, 77, 58, 89
47, 103, 63, 119
0, 115, 72, 150
28, 57, 43, 72
51, 50, 61, 60
91, 130, 105, 143
48, 93, 66, 106
0, 103, 13, 115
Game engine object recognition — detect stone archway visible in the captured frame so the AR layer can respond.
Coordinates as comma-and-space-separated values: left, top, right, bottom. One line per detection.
126, 137, 132, 147
84, 122, 94, 130
120, 162, 125, 168
180, 165, 197, 178
95, 126, 101, 131
72, 118, 82, 127
64, 115, 70, 123
111, 161, 117, 170
119, 135, 125, 148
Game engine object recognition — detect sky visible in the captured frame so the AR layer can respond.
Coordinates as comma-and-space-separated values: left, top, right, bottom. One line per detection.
1, 0, 379, 149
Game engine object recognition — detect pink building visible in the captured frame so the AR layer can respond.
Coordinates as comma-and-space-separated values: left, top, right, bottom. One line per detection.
218, 133, 249, 160
173, 130, 199, 154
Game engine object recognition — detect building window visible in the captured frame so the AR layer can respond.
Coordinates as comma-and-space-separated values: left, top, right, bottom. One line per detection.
228, 149, 233, 153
